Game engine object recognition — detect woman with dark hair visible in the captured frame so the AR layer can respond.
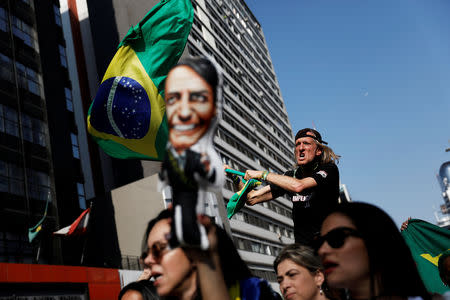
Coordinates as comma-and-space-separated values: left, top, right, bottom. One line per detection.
159, 56, 224, 249
274, 244, 330, 300
314, 202, 431, 300
141, 209, 281, 300
118, 280, 159, 300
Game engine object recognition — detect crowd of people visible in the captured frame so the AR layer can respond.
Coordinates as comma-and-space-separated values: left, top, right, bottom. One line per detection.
117, 57, 449, 300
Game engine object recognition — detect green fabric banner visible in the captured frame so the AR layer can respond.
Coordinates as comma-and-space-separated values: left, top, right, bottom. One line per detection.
401, 218, 450, 294
28, 195, 50, 243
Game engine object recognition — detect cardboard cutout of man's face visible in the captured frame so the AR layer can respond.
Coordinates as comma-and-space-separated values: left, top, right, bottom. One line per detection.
165, 65, 216, 153
160, 58, 224, 250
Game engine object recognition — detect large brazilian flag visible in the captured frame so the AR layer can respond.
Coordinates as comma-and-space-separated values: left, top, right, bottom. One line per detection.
87, 0, 194, 160
401, 219, 450, 294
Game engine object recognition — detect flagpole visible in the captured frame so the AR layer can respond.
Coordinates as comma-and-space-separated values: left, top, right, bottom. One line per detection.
80, 201, 93, 265
35, 240, 41, 263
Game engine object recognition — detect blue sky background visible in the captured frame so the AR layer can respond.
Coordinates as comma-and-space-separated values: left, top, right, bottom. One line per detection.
245, 0, 450, 225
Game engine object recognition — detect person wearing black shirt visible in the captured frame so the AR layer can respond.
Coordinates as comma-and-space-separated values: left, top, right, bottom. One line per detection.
244, 128, 340, 246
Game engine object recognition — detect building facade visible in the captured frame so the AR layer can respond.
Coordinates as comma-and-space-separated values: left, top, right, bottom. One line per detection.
0, 0, 97, 266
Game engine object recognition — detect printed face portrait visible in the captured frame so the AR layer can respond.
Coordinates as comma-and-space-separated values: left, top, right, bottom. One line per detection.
143, 218, 195, 297
317, 213, 370, 293
295, 132, 322, 166
277, 259, 323, 300
165, 65, 216, 153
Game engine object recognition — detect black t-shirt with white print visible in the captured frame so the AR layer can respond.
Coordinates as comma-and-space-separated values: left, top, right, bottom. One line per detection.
269, 162, 340, 246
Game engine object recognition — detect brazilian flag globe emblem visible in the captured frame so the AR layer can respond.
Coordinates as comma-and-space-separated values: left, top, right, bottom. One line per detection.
87, 0, 193, 160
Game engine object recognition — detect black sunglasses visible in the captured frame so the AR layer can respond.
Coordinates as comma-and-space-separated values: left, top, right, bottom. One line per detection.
142, 241, 171, 262
312, 227, 362, 253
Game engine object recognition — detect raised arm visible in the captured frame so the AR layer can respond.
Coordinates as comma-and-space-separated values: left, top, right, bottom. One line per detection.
244, 170, 318, 194
191, 215, 230, 300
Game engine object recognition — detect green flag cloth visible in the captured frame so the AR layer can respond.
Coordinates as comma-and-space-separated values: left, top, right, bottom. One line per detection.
87, 0, 193, 160
227, 179, 259, 219
28, 195, 50, 243
401, 218, 450, 294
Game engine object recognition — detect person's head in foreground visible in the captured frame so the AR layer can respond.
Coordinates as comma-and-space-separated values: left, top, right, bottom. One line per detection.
314, 202, 429, 300
294, 128, 339, 167
165, 57, 219, 153
438, 250, 450, 287
118, 280, 159, 300
274, 244, 330, 300
141, 209, 251, 299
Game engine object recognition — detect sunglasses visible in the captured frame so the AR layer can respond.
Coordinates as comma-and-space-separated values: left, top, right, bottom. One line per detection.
312, 227, 362, 253
142, 241, 171, 262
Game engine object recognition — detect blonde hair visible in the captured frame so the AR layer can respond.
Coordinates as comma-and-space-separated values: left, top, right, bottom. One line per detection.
317, 142, 340, 164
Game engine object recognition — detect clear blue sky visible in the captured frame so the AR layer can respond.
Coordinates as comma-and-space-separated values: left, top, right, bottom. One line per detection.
245, 0, 450, 225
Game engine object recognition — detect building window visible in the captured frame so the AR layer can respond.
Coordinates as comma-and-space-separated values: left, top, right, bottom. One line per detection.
0, 160, 52, 201
0, 161, 24, 196
20, 113, 46, 146
32, 117, 46, 147
0, 161, 8, 192
234, 235, 282, 257
0, 7, 9, 33
0, 104, 46, 146
77, 182, 86, 209
9, 164, 24, 196
2, 105, 19, 137
12, 16, 38, 50
27, 169, 51, 201
59, 45, 67, 68
53, 5, 62, 27
21, 113, 33, 142
0, 105, 4, 133
0, 53, 12, 82
233, 211, 245, 222
71, 133, 80, 159
16, 62, 41, 96
65, 88, 73, 111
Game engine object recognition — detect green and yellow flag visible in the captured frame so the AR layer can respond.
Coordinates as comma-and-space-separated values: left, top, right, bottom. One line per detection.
28, 195, 50, 243
87, 0, 193, 160
401, 218, 450, 294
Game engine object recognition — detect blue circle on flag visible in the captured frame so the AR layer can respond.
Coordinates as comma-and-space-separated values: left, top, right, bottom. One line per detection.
91, 77, 151, 139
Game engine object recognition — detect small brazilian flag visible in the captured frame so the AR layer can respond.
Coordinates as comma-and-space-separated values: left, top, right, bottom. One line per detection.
28, 195, 50, 243
87, 0, 194, 160
227, 179, 260, 219
401, 219, 450, 294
